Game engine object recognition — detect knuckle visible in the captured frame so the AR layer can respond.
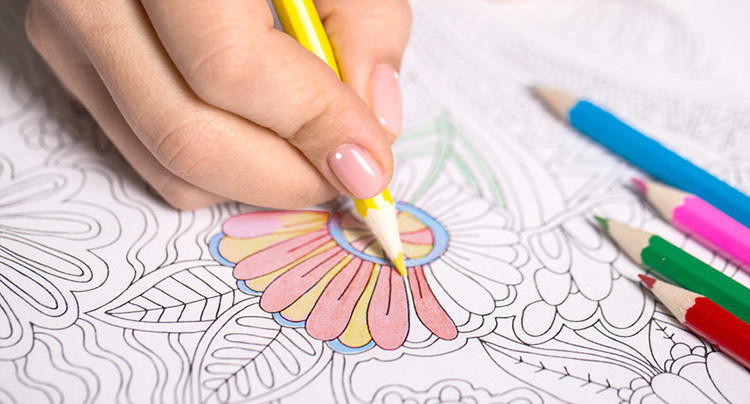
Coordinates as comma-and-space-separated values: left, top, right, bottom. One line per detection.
184, 40, 249, 104
151, 111, 220, 180
285, 93, 342, 146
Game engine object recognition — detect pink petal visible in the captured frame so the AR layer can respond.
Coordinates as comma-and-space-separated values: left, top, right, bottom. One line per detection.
400, 228, 434, 244
342, 211, 368, 230
306, 260, 373, 340
260, 248, 347, 313
367, 266, 408, 350
408, 266, 457, 340
223, 211, 327, 238
350, 236, 375, 251
233, 230, 330, 280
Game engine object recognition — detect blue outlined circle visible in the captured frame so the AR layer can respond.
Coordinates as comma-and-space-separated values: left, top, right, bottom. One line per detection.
328, 201, 448, 267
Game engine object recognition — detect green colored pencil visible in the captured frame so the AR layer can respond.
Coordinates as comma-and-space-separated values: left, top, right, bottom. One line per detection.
595, 216, 750, 324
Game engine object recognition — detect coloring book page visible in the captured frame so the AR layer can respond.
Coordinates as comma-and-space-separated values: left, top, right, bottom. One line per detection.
2, 0, 750, 403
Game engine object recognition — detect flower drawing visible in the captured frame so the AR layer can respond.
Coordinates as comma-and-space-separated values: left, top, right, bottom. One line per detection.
0, 160, 115, 359
210, 184, 522, 354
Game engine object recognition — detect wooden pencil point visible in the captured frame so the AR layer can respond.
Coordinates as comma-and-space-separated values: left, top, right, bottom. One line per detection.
597, 219, 652, 265
530, 86, 577, 121
392, 253, 407, 277
637, 274, 656, 289
593, 215, 609, 231
630, 177, 647, 195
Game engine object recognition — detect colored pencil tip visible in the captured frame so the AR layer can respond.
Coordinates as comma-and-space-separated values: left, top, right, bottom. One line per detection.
392, 253, 407, 277
630, 178, 647, 195
638, 274, 656, 289
593, 215, 609, 231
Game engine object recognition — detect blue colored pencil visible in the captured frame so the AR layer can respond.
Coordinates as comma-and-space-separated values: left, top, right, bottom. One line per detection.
532, 87, 750, 228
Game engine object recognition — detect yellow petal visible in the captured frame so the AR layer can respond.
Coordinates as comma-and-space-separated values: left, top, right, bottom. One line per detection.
339, 265, 379, 347
398, 211, 426, 233
245, 241, 337, 291
279, 255, 353, 322
403, 242, 432, 259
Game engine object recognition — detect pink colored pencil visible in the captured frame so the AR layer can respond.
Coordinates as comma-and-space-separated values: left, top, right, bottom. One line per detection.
632, 178, 750, 271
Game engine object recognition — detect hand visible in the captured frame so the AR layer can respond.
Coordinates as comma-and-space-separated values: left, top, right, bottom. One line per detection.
25, 0, 411, 209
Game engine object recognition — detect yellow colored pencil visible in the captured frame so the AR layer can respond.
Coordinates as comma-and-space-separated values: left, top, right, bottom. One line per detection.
271, 0, 406, 276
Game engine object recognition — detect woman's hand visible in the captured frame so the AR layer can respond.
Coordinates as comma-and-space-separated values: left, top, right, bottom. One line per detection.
25, 0, 411, 209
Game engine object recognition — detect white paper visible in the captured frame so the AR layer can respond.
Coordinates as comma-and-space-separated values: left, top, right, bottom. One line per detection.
2, 0, 750, 403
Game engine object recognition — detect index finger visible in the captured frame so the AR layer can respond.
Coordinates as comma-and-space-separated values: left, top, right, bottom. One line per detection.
317, 0, 412, 138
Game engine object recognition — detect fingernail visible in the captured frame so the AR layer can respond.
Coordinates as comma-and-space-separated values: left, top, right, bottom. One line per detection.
328, 144, 384, 199
370, 64, 403, 137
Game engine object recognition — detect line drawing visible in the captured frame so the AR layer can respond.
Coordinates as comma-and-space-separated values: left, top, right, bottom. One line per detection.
2, 0, 750, 403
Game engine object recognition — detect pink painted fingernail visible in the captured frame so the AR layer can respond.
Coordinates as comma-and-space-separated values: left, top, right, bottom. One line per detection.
328, 144, 384, 199
370, 65, 403, 137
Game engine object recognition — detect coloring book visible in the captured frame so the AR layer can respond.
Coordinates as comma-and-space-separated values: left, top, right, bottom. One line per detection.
2, 0, 749, 402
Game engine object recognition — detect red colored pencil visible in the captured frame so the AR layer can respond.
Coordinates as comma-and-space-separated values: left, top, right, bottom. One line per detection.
639, 274, 750, 369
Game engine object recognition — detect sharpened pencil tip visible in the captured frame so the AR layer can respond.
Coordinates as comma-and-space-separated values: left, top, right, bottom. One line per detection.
593, 215, 609, 231
631, 178, 647, 195
638, 274, 656, 289
529, 86, 577, 121
392, 253, 407, 277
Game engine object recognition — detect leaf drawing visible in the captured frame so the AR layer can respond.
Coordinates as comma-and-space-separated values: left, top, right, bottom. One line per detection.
192, 299, 332, 404
480, 331, 639, 403
90, 260, 250, 333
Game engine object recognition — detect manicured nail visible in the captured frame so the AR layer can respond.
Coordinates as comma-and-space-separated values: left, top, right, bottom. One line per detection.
370, 64, 403, 137
328, 144, 384, 199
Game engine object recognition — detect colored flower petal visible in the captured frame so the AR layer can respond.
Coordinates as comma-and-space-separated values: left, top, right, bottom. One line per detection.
398, 211, 429, 233
408, 266, 457, 340
306, 260, 373, 341
219, 233, 308, 264
260, 248, 348, 313
222, 211, 328, 238
368, 265, 409, 350
400, 215, 435, 259
341, 209, 368, 230
341, 212, 373, 249
277, 259, 346, 323
400, 228, 433, 244
351, 236, 376, 253
402, 242, 433, 259
233, 230, 330, 280
338, 269, 379, 349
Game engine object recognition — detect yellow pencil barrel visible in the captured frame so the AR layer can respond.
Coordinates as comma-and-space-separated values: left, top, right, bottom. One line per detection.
271, 0, 341, 78
270, 0, 404, 276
